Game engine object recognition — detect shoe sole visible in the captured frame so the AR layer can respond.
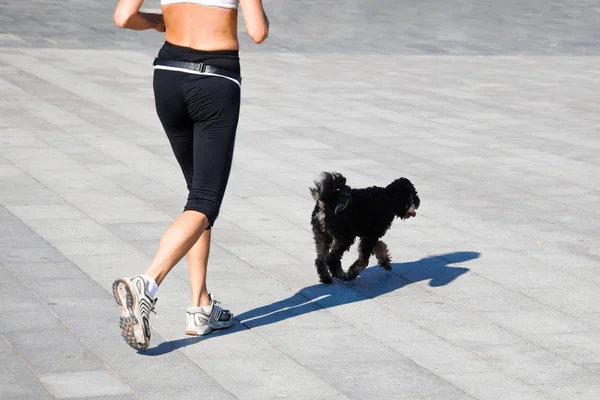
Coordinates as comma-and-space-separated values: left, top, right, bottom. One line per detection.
185, 318, 234, 336
112, 278, 150, 351
185, 327, 213, 336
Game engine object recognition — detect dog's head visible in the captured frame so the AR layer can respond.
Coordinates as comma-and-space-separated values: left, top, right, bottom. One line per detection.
385, 177, 420, 220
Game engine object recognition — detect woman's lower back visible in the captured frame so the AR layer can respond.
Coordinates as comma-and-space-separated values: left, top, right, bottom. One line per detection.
163, 4, 239, 51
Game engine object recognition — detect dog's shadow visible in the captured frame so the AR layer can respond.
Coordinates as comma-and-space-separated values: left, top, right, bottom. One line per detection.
141, 251, 479, 356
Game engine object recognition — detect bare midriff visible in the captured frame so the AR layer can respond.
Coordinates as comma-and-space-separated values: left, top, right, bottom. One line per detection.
163, 4, 239, 51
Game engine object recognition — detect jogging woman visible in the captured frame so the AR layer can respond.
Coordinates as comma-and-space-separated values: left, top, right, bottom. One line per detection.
111, 0, 269, 351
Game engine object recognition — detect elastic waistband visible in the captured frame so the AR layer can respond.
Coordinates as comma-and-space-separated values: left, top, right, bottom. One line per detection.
153, 58, 242, 87
157, 41, 240, 74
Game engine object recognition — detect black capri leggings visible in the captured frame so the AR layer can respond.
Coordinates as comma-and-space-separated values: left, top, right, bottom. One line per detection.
152, 41, 241, 228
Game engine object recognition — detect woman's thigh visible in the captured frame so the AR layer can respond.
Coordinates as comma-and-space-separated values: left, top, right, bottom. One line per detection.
183, 75, 241, 222
153, 69, 195, 189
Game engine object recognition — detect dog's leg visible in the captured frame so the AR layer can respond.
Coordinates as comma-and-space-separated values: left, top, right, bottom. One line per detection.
347, 237, 378, 280
312, 224, 333, 284
325, 237, 353, 281
372, 240, 392, 270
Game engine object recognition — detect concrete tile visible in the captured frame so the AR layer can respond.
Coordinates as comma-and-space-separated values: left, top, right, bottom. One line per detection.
524, 286, 600, 314
182, 342, 345, 400
40, 370, 132, 398
470, 343, 583, 385
0, 212, 50, 247
529, 370, 600, 400
0, 298, 65, 333
4, 260, 91, 280
433, 323, 530, 352
66, 396, 137, 400
3, 328, 106, 375
51, 239, 138, 257
476, 262, 594, 290
390, 338, 496, 374
82, 205, 172, 224
483, 308, 594, 336
5, 204, 87, 220
313, 294, 439, 344
442, 372, 548, 400
0, 246, 66, 263
308, 359, 471, 400
0, 337, 53, 399
102, 221, 170, 242
376, 294, 490, 331
420, 273, 544, 313
22, 218, 119, 242
529, 332, 600, 364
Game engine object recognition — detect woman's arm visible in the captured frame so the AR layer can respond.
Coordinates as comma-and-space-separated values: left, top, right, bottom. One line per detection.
114, 0, 165, 31
239, 0, 269, 43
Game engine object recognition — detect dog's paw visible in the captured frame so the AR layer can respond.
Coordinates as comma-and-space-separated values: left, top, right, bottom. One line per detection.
319, 275, 333, 284
345, 271, 358, 281
381, 263, 392, 271
332, 271, 349, 281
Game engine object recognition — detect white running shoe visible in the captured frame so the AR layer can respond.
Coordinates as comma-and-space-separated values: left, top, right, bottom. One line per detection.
185, 294, 234, 336
112, 275, 157, 351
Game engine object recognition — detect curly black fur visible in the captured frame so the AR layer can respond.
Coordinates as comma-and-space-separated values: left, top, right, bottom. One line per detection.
310, 171, 420, 283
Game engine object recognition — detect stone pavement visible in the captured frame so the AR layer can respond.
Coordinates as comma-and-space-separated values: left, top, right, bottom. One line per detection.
1, 0, 600, 399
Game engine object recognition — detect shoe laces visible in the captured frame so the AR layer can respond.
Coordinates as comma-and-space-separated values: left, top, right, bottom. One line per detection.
150, 297, 159, 319
212, 295, 226, 308
211, 296, 232, 316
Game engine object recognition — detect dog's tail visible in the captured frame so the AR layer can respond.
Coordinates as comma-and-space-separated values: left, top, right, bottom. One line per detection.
310, 172, 351, 214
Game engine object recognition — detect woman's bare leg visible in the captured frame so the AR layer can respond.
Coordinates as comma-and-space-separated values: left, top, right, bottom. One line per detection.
187, 228, 212, 307
144, 210, 210, 285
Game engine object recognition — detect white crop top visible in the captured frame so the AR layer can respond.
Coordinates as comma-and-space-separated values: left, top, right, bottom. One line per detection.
161, 0, 238, 9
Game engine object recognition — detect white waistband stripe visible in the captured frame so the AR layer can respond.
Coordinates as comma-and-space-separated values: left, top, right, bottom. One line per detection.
153, 65, 241, 88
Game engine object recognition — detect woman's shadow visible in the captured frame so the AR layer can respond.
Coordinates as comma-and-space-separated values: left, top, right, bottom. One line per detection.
142, 250, 480, 355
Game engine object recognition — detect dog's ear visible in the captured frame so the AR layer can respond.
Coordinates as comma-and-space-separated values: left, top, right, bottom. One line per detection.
309, 186, 319, 200
334, 190, 351, 214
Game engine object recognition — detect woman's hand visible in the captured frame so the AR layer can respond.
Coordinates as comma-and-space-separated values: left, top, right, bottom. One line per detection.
139, 12, 165, 32
153, 22, 166, 33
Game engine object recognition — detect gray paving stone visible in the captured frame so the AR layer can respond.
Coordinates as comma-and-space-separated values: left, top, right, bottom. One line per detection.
376, 294, 491, 331
102, 222, 171, 242
0, 336, 53, 399
0, 174, 67, 207
0, 207, 49, 247
5, 204, 87, 220
178, 334, 348, 400
3, 328, 107, 375
6, 267, 108, 303
482, 308, 595, 337
51, 239, 140, 257
529, 332, 600, 365
524, 286, 600, 314
474, 261, 593, 290
0, 246, 66, 264
66, 397, 137, 400
469, 342, 587, 386
39, 370, 132, 398
441, 372, 548, 400
0, 283, 66, 333
308, 359, 474, 400
539, 371, 600, 400
432, 323, 530, 353
389, 338, 497, 375
22, 217, 120, 242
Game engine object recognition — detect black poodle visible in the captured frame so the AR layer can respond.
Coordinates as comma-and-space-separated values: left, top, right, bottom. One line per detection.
310, 172, 420, 283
